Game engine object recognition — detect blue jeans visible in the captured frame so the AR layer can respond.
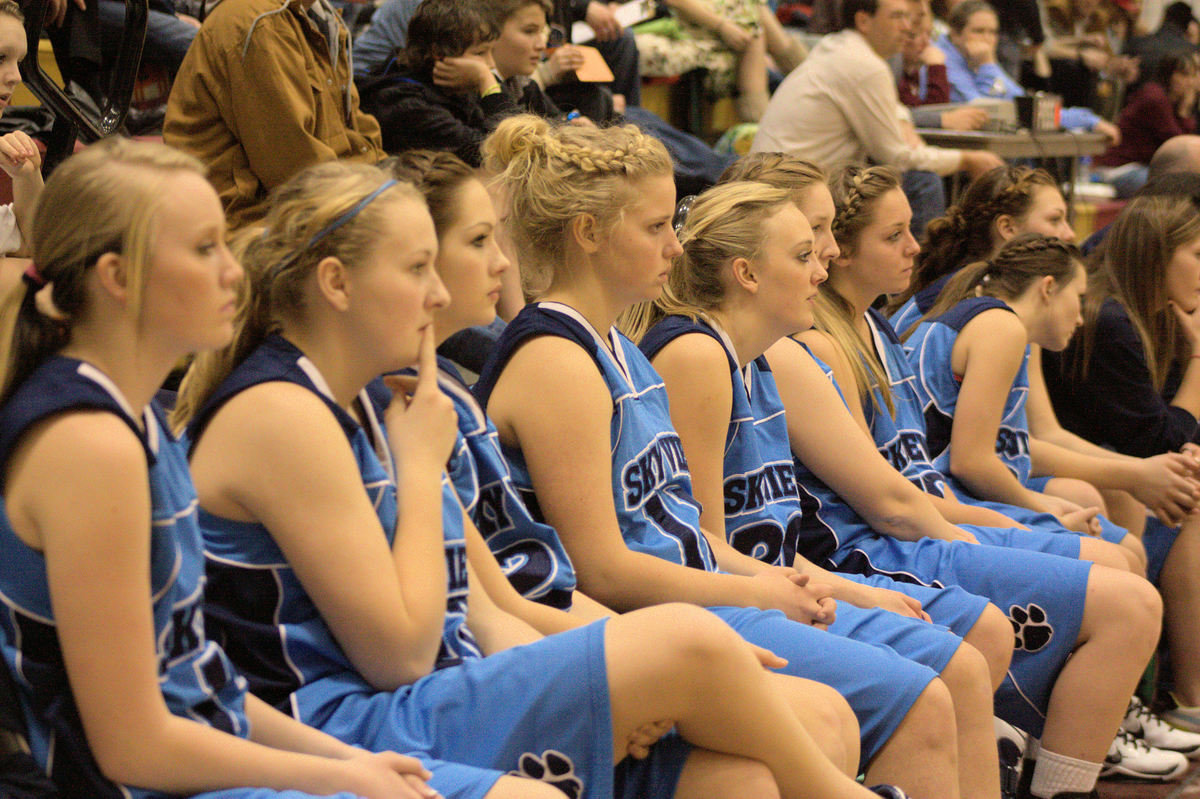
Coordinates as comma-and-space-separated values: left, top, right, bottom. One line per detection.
97, 0, 197, 73
902, 169, 946, 240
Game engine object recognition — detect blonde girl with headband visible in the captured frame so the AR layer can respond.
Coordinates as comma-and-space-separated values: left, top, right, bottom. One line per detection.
0, 138, 441, 799
625, 178, 1017, 799
892, 166, 1195, 544
475, 114, 992, 799
177, 157, 878, 799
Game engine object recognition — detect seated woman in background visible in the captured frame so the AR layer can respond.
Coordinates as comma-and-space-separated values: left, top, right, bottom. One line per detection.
1093, 53, 1198, 197
634, 0, 806, 121
935, 0, 1119, 143
1043, 194, 1200, 732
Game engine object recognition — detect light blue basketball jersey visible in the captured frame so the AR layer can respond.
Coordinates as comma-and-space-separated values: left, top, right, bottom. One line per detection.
476, 303, 954, 763
433, 356, 578, 610
476, 303, 719, 572
864, 308, 955, 497
0, 357, 249, 799
905, 297, 1035, 488
639, 315, 807, 568
190, 336, 481, 725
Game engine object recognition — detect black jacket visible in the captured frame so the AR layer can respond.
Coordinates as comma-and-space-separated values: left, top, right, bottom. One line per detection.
356, 64, 521, 166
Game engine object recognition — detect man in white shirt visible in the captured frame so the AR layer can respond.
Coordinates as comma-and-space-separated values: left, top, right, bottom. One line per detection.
752, 0, 1003, 234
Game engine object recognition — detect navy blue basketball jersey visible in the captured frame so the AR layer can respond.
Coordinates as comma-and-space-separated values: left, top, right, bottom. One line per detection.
639, 315, 814, 568
475, 303, 718, 572
904, 297, 1035, 486
776, 335, 906, 564
890, 272, 955, 337
863, 309, 953, 497
190, 336, 481, 724
435, 357, 578, 610
0, 357, 249, 799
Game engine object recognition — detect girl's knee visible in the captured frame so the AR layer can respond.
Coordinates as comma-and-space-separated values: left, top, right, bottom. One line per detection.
620, 604, 752, 676
808, 680, 859, 747
484, 775, 573, 799
674, 751, 781, 799
940, 641, 996, 700
1085, 567, 1163, 645
1049, 477, 1108, 515
1122, 535, 1148, 573
1080, 538, 1135, 572
897, 678, 957, 750
965, 603, 1015, 688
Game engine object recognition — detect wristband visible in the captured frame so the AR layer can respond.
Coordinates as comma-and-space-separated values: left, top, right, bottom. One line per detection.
481, 83, 502, 98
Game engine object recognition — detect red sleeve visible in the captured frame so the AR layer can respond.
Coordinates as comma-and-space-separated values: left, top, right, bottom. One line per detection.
923, 64, 951, 105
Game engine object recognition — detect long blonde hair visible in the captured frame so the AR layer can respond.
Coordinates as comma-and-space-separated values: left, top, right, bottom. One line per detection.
0, 138, 204, 405
815, 165, 903, 415
481, 114, 673, 298
621, 181, 795, 342
172, 162, 425, 428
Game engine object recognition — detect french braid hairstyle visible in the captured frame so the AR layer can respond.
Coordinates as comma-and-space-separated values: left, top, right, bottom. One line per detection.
916, 233, 1083, 324
816, 165, 903, 414
481, 114, 674, 298
1069, 195, 1200, 390
620, 181, 795, 343
889, 166, 1058, 322
718, 152, 827, 202
172, 162, 425, 428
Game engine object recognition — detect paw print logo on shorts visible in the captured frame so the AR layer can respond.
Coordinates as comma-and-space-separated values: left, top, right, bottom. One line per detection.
1008, 603, 1053, 652
511, 749, 583, 798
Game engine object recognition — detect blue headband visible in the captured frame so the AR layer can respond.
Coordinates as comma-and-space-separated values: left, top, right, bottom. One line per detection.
271, 179, 399, 277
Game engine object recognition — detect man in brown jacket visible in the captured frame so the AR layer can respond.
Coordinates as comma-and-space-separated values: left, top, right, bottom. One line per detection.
164, 0, 384, 229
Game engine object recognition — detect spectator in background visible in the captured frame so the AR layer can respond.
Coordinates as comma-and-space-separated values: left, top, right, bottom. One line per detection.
894, 0, 990, 129
1124, 0, 1200, 90
1042, 0, 1140, 109
753, 0, 1004, 236
97, 0, 198, 74
937, 0, 1121, 140
545, 0, 642, 111
635, 0, 807, 121
1149, 131, 1200, 174
163, 0, 384, 229
353, 0, 642, 113
1094, 51, 1197, 194
356, 0, 515, 165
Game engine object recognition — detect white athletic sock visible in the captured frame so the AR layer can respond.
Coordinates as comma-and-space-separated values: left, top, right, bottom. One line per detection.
1029, 749, 1100, 798
1026, 737, 1041, 760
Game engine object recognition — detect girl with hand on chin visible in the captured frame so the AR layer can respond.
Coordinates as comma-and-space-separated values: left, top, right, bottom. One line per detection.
177, 156, 882, 799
